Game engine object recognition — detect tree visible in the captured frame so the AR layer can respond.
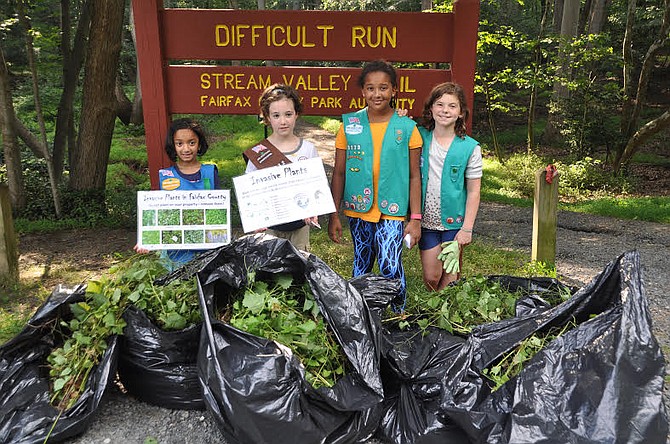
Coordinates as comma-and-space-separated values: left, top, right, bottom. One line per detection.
0, 46, 25, 212
614, 0, 670, 172
69, 0, 125, 192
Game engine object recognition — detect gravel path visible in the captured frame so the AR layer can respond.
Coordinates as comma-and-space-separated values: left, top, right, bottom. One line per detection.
60, 122, 669, 443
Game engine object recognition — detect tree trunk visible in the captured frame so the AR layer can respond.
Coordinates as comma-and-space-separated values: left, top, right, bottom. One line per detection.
586, 0, 609, 34
543, 0, 581, 142
528, 0, 551, 153
70, 0, 125, 191
0, 48, 26, 212
552, 0, 564, 33
128, 6, 144, 126
53, 0, 91, 178
17, 0, 62, 217
615, 109, 670, 173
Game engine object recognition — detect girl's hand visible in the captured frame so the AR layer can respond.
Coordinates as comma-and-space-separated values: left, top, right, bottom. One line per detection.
328, 214, 343, 243
403, 219, 422, 248
254, 227, 268, 233
133, 244, 150, 254
304, 216, 321, 228
396, 108, 409, 118
455, 229, 473, 248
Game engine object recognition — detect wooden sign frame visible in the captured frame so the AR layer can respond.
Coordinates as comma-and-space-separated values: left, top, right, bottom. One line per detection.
131, 1, 480, 189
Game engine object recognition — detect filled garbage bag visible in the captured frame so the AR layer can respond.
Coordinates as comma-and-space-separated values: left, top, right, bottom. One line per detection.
0, 285, 119, 444
117, 306, 204, 410
374, 276, 571, 444
189, 234, 389, 444
439, 250, 668, 443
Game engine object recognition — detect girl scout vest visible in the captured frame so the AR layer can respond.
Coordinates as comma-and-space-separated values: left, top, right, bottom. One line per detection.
158, 164, 217, 191
419, 127, 478, 229
342, 109, 416, 216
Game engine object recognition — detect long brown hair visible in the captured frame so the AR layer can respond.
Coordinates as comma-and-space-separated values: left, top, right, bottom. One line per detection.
418, 82, 469, 137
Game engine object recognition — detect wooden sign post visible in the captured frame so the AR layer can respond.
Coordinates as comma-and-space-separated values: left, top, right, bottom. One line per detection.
131, 0, 480, 189
532, 168, 559, 265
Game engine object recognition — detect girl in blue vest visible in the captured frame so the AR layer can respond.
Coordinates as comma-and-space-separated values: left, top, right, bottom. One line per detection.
328, 60, 423, 311
135, 118, 220, 269
417, 82, 482, 290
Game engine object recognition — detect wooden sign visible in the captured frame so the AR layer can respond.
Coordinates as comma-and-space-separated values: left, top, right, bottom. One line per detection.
131, 0, 480, 189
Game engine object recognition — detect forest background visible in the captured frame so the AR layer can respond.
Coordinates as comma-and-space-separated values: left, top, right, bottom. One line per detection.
1, 0, 668, 229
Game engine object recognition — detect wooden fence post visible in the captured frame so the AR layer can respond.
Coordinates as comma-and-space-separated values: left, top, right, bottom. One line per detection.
0, 184, 19, 280
532, 167, 559, 265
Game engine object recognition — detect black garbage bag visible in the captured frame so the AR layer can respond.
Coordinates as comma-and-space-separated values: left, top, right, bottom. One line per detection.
373, 276, 569, 444
0, 285, 119, 444
191, 234, 389, 444
439, 250, 668, 443
375, 326, 470, 444
117, 306, 204, 410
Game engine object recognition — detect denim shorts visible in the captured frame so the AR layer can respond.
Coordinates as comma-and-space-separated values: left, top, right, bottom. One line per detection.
418, 228, 459, 250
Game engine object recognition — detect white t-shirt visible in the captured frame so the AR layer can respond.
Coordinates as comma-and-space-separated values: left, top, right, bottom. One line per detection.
245, 138, 319, 173
423, 137, 483, 230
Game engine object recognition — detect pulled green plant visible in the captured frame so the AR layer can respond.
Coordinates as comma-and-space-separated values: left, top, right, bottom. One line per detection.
47, 253, 200, 410
226, 272, 347, 389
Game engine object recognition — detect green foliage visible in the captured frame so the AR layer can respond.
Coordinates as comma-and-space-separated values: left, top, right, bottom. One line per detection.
482, 321, 576, 391
46, 253, 200, 410
400, 276, 521, 335
562, 196, 670, 224
549, 34, 621, 156
227, 273, 347, 388
118, 256, 200, 331
481, 153, 639, 212
48, 286, 127, 410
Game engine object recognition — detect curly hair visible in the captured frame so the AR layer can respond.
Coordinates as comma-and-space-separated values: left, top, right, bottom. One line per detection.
164, 118, 209, 162
259, 83, 303, 125
417, 82, 469, 138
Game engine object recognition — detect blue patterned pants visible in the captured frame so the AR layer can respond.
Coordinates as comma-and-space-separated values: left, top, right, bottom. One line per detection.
348, 217, 406, 310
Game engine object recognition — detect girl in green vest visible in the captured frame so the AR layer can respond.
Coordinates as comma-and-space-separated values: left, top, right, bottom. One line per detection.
328, 60, 423, 311
417, 82, 482, 290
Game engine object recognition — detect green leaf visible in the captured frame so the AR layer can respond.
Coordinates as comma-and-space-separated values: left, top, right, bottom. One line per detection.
161, 312, 187, 331
128, 291, 140, 303
274, 274, 293, 290
242, 291, 265, 314
103, 312, 117, 328
53, 377, 68, 392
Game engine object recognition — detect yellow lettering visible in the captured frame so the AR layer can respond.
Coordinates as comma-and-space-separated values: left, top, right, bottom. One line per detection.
215, 25, 230, 46
350, 26, 396, 48
201, 73, 211, 89
286, 26, 301, 47
317, 25, 334, 47
396, 98, 415, 109
235, 24, 249, 46
349, 97, 366, 109
282, 74, 295, 86
272, 26, 285, 46
302, 26, 315, 47
351, 26, 365, 48
251, 25, 263, 46
341, 75, 352, 91
256, 75, 272, 90
399, 76, 416, 93
383, 27, 396, 48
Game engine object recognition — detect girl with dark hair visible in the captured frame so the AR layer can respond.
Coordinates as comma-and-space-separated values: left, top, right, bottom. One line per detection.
328, 60, 423, 311
135, 117, 220, 268
159, 118, 219, 191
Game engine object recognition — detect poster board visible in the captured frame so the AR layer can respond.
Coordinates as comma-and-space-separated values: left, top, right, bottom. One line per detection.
233, 157, 335, 233
136, 189, 231, 250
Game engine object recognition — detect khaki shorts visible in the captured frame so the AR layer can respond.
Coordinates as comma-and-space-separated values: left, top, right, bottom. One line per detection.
266, 225, 311, 252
